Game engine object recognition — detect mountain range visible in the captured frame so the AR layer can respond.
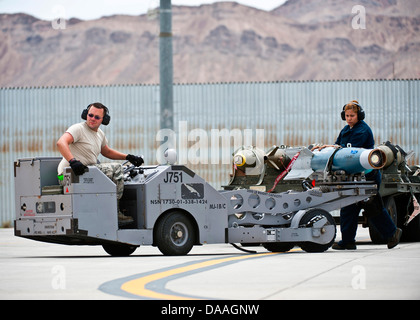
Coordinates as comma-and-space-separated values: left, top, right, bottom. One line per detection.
1, 0, 419, 87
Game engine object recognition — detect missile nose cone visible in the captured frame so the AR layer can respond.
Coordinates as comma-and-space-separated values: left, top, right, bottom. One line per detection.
231, 146, 266, 175
233, 154, 246, 167
233, 149, 257, 167
368, 149, 386, 169
359, 148, 387, 171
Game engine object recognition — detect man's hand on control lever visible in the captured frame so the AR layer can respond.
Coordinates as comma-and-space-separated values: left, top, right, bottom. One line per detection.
126, 154, 144, 167
69, 159, 88, 176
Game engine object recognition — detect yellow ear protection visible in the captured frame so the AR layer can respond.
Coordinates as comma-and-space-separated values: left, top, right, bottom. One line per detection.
81, 103, 111, 125
341, 102, 365, 121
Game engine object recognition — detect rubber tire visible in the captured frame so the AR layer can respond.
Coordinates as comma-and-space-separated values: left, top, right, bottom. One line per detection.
155, 211, 195, 256
401, 193, 420, 242
263, 242, 295, 253
298, 209, 336, 253
102, 243, 138, 257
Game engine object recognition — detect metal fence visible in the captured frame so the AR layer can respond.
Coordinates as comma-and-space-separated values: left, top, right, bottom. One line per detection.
1, 79, 419, 225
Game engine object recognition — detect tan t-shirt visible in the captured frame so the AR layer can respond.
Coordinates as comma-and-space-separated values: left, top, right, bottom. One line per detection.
57, 122, 108, 175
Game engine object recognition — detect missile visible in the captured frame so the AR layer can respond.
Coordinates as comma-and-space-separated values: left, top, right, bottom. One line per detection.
283, 146, 387, 180
231, 145, 387, 181
233, 148, 257, 168
232, 146, 265, 176
310, 147, 387, 174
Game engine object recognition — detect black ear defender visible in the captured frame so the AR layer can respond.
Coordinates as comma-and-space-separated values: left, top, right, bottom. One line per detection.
341, 101, 365, 121
81, 103, 111, 126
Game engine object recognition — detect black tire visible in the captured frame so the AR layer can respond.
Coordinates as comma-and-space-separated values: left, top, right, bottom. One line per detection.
102, 243, 138, 257
263, 242, 295, 253
298, 209, 336, 253
404, 214, 420, 242
369, 196, 397, 244
401, 193, 420, 242
155, 211, 195, 256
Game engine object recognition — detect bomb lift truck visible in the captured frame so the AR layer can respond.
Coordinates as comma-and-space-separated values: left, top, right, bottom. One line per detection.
14, 147, 385, 256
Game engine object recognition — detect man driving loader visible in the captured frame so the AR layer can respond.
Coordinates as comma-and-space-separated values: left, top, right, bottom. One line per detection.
56, 102, 143, 223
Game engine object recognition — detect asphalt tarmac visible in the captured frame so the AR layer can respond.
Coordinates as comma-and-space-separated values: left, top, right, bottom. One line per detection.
1, 227, 419, 300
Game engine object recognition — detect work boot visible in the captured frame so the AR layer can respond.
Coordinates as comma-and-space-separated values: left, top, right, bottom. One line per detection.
332, 241, 357, 250
387, 228, 402, 249
118, 211, 134, 225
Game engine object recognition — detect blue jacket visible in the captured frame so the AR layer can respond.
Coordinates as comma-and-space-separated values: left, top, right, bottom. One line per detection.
335, 120, 374, 149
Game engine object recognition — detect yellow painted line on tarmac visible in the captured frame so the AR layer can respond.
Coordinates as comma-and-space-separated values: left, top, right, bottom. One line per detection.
121, 251, 295, 300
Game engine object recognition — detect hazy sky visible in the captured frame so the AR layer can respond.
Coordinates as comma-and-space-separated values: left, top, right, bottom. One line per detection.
0, 0, 288, 20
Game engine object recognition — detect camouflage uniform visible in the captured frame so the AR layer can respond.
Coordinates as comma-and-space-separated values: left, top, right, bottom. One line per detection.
95, 163, 124, 200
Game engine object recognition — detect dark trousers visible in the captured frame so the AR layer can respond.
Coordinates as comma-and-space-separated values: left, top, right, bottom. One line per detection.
340, 170, 396, 244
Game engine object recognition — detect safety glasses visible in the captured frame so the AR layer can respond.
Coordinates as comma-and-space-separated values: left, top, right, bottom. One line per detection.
88, 113, 102, 120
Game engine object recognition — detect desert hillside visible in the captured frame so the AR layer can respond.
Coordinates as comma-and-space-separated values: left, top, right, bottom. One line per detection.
0, 0, 419, 87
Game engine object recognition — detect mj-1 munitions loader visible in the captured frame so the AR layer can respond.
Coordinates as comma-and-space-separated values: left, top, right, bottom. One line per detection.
15, 145, 394, 256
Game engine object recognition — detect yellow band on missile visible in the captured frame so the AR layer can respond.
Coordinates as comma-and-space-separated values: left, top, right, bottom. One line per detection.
234, 154, 246, 167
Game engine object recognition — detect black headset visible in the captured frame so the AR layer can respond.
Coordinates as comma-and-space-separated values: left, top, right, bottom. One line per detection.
81, 103, 111, 126
341, 102, 365, 121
